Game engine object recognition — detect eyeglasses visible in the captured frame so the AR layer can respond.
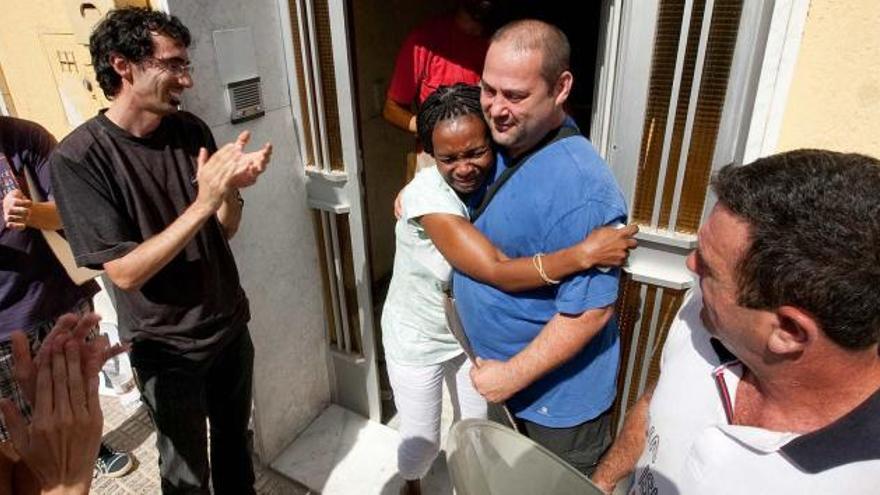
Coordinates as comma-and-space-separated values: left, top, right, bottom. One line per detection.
142, 57, 194, 77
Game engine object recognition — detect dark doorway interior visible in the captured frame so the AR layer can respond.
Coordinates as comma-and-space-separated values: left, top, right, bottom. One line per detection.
490, 1, 604, 132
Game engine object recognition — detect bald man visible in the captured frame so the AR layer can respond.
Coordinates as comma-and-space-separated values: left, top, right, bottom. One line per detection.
452, 20, 628, 474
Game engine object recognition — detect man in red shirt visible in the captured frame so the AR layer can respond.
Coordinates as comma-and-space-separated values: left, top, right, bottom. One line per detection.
384, 1, 495, 181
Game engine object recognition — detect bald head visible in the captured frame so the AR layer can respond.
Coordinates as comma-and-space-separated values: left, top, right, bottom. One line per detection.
490, 19, 570, 88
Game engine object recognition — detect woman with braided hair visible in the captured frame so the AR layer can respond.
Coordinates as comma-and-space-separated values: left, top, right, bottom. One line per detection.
382, 83, 636, 495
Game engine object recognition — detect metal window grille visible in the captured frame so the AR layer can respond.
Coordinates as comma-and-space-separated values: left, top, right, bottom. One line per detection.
312, 210, 362, 356
611, 0, 744, 427
287, 0, 345, 173
630, 0, 743, 234
612, 275, 687, 430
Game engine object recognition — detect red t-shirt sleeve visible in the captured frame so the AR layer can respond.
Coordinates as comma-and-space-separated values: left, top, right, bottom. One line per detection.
387, 29, 423, 106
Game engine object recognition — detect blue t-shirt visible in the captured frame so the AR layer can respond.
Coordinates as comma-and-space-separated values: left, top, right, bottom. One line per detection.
453, 129, 627, 427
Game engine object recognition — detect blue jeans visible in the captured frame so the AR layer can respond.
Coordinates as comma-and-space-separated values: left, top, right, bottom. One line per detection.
132, 327, 255, 495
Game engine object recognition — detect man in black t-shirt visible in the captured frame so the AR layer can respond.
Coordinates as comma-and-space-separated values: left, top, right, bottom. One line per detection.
50, 9, 271, 494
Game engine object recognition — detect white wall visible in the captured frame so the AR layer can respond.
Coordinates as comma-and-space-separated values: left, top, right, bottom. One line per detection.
165, 0, 331, 461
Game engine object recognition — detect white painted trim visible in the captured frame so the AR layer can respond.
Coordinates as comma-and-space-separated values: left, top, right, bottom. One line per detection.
153, 0, 171, 14
637, 289, 664, 392
320, 212, 345, 351
278, 0, 381, 421
700, 0, 776, 224
635, 227, 697, 249
616, 284, 649, 431
307, 198, 351, 213
590, 0, 623, 158
325, 0, 382, 422
668, 0, 715, 229
328, 213, 352, 353
700, 0, 811, 221
606, 0, 661, 207
652, 0, 695, 227
302, 0, 332, 170
276, 0, 312, 171
305, 166, 348, 182
625, 251, 695, 291
742, 0, 811, 163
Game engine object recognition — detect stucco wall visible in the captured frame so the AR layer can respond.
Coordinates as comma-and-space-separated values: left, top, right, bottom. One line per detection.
0, 0, 146, 137
777, 0, 880, 157
0, 0, 87, 136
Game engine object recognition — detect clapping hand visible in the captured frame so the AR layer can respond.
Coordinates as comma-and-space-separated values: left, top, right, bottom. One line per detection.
229, 130, 272, 189
195, 131, 272, 212
0, 313, 127, 495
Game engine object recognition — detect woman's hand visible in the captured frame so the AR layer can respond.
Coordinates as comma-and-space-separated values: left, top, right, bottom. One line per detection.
578, 224, 639, 270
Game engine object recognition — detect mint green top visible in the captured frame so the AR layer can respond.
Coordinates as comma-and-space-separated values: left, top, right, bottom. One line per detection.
381, 166, 467, 366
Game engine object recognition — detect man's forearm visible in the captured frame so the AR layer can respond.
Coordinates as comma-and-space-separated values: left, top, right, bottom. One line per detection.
104, 201, 215, 291
26, 201, 62, 231
216, 189, 243, 239
592, 381, 656, 493
382, 98, 416, 133
507, 306, 613, 392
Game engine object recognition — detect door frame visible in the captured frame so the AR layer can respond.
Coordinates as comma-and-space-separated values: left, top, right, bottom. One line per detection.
278, 0, 382, 422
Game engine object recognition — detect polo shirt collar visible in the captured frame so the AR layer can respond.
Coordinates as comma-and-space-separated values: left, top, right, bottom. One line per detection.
710, 338, 880, 473
781, 386, 880, 473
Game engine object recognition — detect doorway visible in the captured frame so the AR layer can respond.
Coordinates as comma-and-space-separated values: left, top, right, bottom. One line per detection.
347, 0, 608, 423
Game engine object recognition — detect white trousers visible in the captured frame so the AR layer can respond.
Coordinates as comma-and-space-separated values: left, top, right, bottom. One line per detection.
386, 353, 487, 480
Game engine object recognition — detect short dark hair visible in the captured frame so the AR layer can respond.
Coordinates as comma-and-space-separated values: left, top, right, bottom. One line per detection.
417, 83, 485, 156
490, 19, 570, 88
713, 149, 880, 349
90, 7, 191, 99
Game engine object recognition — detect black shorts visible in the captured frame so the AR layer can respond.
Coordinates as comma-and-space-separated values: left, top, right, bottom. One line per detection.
517, 408, 613, 476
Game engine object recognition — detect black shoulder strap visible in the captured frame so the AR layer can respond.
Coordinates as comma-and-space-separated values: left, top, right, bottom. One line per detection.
471, 125, 579, 222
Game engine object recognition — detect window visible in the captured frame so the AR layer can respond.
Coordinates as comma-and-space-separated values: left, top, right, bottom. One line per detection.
630, 0, 743, 234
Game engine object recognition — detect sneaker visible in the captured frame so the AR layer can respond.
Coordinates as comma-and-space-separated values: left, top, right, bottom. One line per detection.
95, 449, 135, 478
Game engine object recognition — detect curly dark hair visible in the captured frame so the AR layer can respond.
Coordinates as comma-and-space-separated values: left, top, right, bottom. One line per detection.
416, 83, 485, 155
712, 149, 880, 349
89, 7, 191, 99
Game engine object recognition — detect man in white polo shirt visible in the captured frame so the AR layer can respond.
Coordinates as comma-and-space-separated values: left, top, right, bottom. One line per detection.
592, 149, 880, 494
